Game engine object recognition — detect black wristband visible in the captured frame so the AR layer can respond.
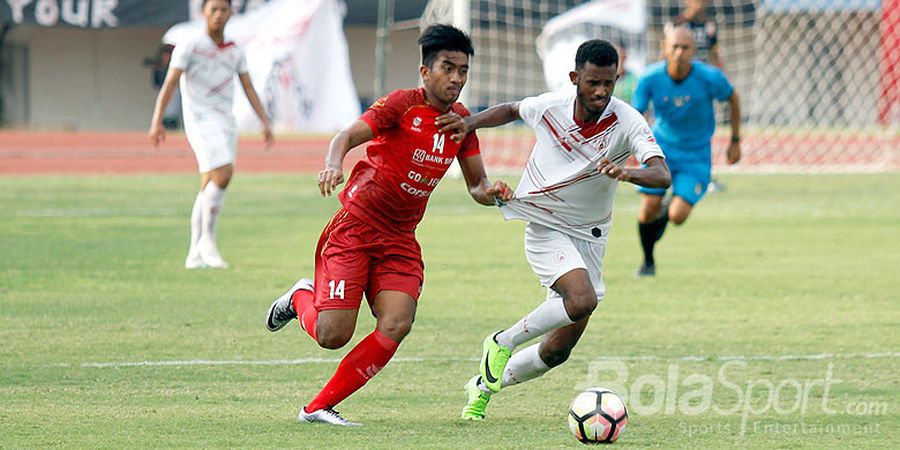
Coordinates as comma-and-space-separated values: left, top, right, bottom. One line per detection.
731, 136, 741, 143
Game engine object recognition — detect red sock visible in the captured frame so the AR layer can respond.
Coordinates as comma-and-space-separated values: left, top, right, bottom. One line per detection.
306, 330, 399, 412
291, 289, 318, 342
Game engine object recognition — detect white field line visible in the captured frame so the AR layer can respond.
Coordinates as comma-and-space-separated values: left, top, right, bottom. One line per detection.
9, 205, 479, 218
55, 356, 457, 369
58, 351, 900, 369
10, 208, 179, 218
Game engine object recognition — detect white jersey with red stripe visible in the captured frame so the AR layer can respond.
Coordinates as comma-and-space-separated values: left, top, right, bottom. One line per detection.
170, 31, 248, 127
500, 92, 664, 241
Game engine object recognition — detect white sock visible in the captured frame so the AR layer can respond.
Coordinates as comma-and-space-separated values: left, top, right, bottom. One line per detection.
495, 298, 573, 351
187, 191, 203, 257
201, 182, 226, 252
502, 343, 551, 388
476, 344, 553, 394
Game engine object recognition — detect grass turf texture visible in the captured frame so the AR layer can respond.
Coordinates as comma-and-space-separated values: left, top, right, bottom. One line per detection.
1, 173, 897, 448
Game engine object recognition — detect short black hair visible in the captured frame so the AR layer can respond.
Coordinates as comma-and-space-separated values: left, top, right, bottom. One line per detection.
202, 0, 231, 6
575, 39, 618, 70
418, 24, 474, 68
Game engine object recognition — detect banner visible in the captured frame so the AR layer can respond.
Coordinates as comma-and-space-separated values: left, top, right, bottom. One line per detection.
164, 0, 360, 133
536, 0, 648, 93
761, 0, 881, 13
0, 0, 274, 28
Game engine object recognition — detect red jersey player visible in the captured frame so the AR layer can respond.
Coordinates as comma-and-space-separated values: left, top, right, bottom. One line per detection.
264, 24, 512, 426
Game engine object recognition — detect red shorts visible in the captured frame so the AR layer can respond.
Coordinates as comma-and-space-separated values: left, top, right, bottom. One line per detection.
313, 208, 424, 311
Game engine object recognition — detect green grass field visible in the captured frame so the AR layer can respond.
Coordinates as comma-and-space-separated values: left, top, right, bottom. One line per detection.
1, 173, 897, 449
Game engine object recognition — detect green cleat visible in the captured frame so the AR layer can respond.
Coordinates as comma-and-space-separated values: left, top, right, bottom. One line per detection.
480, 331, 512, 393
461, 375, 491, 420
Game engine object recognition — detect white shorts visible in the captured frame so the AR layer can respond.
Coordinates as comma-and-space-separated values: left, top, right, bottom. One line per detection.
185, 119, 238, 173
524, 222, 606, 302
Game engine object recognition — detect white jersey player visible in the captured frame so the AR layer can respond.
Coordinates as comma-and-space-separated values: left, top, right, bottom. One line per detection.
172, 30, 246, 175
435, 40, 671, 421
149, 0, 273, 269
503, 91, 665, 242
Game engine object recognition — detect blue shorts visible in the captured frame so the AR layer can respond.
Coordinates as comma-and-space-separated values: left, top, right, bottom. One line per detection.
637, 158, 711, 206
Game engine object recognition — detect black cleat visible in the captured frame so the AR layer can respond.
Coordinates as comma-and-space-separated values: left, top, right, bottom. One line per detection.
266, 278, 313, 332
635, 263, 656, 278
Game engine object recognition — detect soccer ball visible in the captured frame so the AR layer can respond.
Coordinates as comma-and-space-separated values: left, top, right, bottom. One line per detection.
568, 387, 628, 444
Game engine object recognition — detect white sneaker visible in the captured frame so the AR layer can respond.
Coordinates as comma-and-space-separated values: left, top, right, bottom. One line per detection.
708, 179, 727, 193
184, 253, 207, 269
298, 406, 362, 426
266, 278, 313, 332
201, 253, 229, 269
199, 241, 229, 269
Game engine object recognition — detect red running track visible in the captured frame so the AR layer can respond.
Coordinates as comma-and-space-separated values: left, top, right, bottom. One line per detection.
1, 130, 897, 175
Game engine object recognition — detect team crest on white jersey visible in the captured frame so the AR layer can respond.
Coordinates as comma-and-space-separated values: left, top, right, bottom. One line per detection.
556, 250, 568, 264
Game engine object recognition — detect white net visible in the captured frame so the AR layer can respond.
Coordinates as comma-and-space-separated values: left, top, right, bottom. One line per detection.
421, 0, 900, 173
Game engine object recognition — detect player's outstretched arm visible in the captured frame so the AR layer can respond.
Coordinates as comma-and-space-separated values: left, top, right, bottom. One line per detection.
458, 154, 513, 206
436, 102, 522, 142
148, 67, 183, 147
238, 72, 274, 149
726, 91, 741, 165
319, 120, 374, 197
600, 156, 670, 189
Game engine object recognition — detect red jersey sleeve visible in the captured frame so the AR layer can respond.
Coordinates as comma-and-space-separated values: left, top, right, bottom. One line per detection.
458, 130, 480, 158
453, 103, 481, 158
360, 89, 409, 137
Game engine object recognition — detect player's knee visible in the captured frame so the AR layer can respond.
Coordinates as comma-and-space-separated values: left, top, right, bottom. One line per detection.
566, 292, 598, 321
376, 316, 414, 342
214, 174, 233, 189
208, 167, 233, 189
668, 198, 692, 225
638, 206, 659, 224
540, 346, 573, 368
670, 211, 689, 225
317, 328, 353, 350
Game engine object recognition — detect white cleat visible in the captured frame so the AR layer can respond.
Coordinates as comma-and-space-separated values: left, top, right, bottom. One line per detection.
201, 253, 229, 269
298, 407, 362, 426
266, 278, 313, 332
199, 245, 229, 269
184, 253, 207, 269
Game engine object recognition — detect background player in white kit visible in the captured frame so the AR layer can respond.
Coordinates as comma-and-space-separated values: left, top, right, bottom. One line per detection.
435, 40, 671, 420
149, 0, 273, 269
